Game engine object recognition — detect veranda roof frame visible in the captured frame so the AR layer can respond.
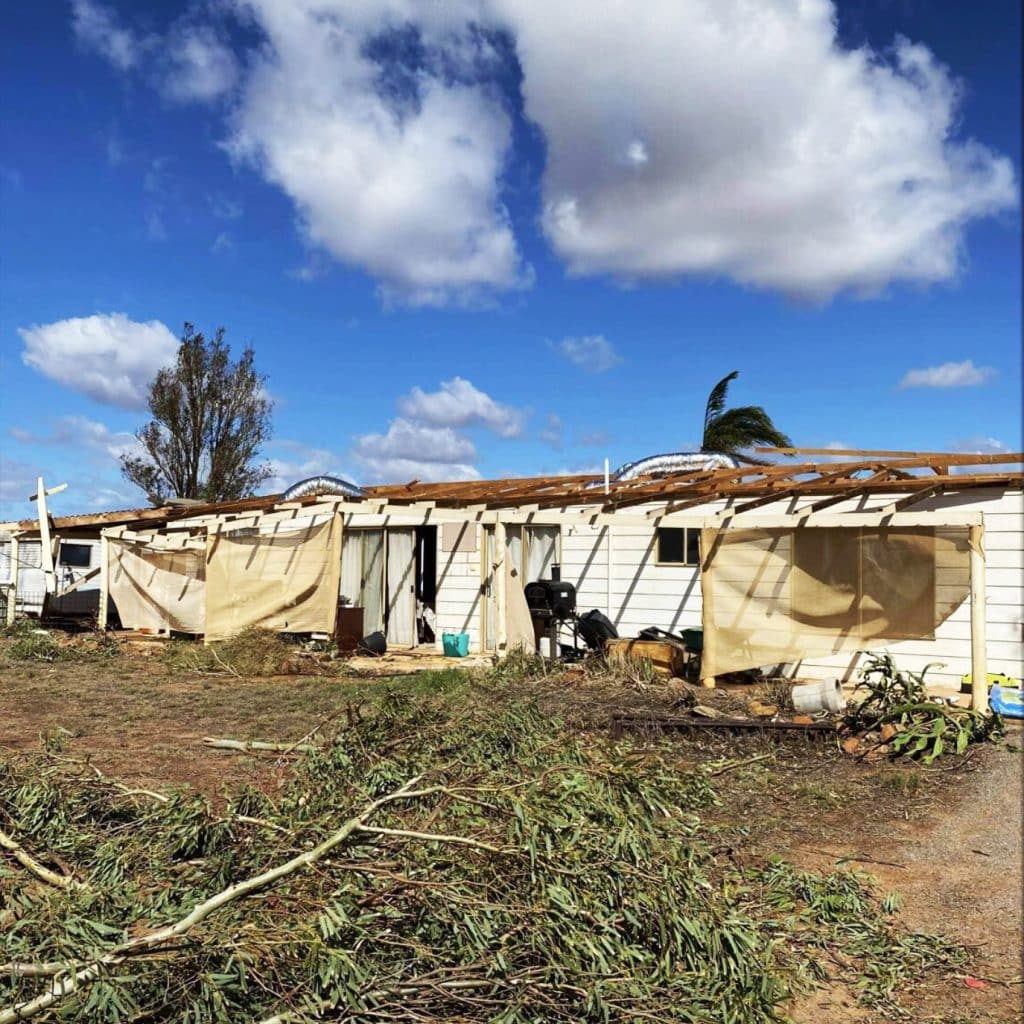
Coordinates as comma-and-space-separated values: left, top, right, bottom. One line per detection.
1, 449, 1021, 536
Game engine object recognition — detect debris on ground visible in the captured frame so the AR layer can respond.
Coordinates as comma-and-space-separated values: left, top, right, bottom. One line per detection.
842, 653, 1003, 763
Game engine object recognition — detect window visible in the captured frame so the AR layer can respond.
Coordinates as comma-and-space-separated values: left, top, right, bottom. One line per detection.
59, 543, 92, 568
656, 527, 700, 566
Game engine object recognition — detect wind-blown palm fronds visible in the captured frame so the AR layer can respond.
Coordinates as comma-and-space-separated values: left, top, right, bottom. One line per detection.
700, 370, 791, 464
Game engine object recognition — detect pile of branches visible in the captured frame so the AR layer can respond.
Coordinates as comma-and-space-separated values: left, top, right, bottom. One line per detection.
843, 652, 1002, 763
2, 690, 967, 1022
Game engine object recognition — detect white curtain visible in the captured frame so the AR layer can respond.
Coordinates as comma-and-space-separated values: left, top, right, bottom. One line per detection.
340, 532, 362, 606
386, 529, 416, 646
362, 530, 385, 634
526, 526, 559, 581
506, 527, 523, 577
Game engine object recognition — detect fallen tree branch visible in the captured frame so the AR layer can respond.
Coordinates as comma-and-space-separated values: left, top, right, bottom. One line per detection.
202, 737, 321, 755
0, 827, 87, 891
355, 824, 507, 855
0, 775, 477, 1024
706, 753, 774, 777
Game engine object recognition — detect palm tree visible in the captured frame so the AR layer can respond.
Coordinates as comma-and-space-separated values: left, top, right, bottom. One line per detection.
700, 370, 791, 464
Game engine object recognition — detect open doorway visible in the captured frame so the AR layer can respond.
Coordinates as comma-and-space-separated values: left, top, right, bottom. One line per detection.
416, 525, 437, 645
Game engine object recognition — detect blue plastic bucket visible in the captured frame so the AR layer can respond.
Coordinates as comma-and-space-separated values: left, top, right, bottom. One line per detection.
442, 632, 470, 658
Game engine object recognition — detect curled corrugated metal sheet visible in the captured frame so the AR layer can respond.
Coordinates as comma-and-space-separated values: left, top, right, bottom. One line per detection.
612, 451, 739, 481
282, 476, 365, 501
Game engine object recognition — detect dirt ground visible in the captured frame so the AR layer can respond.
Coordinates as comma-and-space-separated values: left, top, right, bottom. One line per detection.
1, 648, 1021, 1022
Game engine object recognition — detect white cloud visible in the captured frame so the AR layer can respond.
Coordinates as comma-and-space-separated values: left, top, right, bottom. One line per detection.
539, 413, 562, 449
163, 24, 238, 103
11, 416, 141, 462
211, 231, 233, 254
352, 418, 480, 483
70, 0, 1016, 304
578, 430, 610, 447
224, 1, 529, 305
951, 436, 1010, 454
18, 313, 179, 409
899, 359, 996, 388
554, 335, 622, 373
0, 455, 37, 515
71, 0, 142, 71
501, 0, 1017, 299
398, 377, 526, 438
263, 440, 350, 492
209, 194, 243, 220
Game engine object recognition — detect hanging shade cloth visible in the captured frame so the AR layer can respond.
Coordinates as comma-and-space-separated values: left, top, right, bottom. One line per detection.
204, 516, 341, 642
505, 557, 536, 653
108, 537, 205, 633
699, 525, 971, 678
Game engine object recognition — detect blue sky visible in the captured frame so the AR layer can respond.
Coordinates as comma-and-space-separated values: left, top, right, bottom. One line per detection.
1, 0, 1020, 521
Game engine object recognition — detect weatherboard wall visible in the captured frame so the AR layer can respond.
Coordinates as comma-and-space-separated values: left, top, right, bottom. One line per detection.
555, 487, 1023, 688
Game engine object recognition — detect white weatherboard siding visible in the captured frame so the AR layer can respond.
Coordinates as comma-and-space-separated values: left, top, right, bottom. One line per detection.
435, 523, 483, 653
543, 488, 1022, 687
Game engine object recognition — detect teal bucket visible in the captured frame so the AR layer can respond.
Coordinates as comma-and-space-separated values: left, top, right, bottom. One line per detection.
442, 632, 470, 658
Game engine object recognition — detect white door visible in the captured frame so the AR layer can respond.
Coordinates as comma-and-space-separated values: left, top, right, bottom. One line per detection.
386, 529, 416, 646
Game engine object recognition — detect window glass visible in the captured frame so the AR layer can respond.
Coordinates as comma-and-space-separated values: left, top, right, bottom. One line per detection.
657, 527, 700, 565
657, 528, 686, 563
59, 543, 92, 568
685, 528, 701, 567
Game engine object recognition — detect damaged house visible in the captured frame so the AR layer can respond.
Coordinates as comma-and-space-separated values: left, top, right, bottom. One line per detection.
1, 448, 1021, 709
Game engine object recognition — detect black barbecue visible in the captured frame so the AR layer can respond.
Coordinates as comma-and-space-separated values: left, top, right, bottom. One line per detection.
524, 579, 577, 621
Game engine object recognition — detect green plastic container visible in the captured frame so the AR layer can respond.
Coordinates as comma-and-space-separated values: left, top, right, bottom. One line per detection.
682, 627, 704, 653
442, 632, 470, 657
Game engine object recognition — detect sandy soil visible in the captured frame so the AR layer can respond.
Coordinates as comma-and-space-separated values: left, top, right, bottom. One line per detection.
2, 647, 1020, 1022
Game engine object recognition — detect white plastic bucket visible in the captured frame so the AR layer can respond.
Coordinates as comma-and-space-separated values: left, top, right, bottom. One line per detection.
791, 678, 845, 714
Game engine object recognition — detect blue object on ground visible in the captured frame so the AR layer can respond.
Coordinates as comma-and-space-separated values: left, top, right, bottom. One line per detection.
989, 683, 1024, 718
442, 632, 470, 657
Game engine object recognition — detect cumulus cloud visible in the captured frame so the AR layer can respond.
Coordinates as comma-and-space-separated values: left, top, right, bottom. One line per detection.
224, 1, 528, 305
352, 418, 480, 483
398, 377, 526, 438
899, 359, 996, 388
71, 0, 1016, 303
163, 24, 238, 103
73, 2, 235, 103
263, 439, 351, 493
554, 335, 622, 373
10, 416, 140, 462
0, 455, 37, 515
71, 0, 142, 71
502, 0, 1017, 299
18, 313, 179, 408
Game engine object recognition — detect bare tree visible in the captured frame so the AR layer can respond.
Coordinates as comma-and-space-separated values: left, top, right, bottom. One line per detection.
121, 324, 273, 503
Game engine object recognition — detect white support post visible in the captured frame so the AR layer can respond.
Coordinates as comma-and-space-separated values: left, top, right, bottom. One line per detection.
606, 524, 613, 622
98, 533, 110, 631
5, 536, 17, 626
969, 521, 987, 713
35, 477, 56, 595
494, 521, 507, 657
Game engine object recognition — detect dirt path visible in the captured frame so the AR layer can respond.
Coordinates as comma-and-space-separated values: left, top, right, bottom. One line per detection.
788, 736, 1023, 1023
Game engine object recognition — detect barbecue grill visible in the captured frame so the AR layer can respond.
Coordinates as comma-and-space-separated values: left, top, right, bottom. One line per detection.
524, 579, 577, 621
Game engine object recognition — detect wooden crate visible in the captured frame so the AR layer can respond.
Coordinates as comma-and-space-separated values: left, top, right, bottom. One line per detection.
606, 638, 687, 678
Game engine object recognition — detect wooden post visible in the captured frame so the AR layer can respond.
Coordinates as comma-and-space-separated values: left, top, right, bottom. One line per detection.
97, 533, 109, 631
494, 521, 507, 656
969, 521, 987, 713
